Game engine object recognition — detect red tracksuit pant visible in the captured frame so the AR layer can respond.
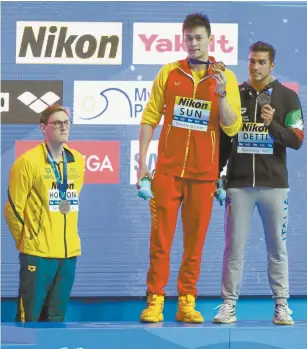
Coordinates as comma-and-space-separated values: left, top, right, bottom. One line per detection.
146, 171, 215, 296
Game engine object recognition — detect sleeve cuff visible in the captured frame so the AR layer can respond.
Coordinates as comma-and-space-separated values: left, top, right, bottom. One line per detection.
220, 115, 242, 137
267, 120, 278, 131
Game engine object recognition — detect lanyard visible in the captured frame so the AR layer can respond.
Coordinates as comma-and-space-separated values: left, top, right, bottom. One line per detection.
46, 146, 68, 200
188, 58, 211, 69
188, 58, 209, 65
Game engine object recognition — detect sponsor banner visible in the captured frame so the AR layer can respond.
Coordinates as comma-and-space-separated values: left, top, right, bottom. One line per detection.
73, 80, 299, 126
73, 81, 163, 125
16, 21, 122, 65
0, 80, 63, 124
15, 140, 120, 184
133, 22, 238, 65
130, 140, 158, 184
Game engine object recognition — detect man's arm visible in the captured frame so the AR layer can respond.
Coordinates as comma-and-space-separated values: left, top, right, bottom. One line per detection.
219, 130, 232, 175
4, 156, 33, 249
217, 69, 242, 137
266, 91, 304, 150
78, 154, 86, 190
139, 124, 155, 166
139, 64, 171, 167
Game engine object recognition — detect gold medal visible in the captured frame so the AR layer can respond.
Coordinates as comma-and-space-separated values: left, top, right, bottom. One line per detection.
211, 61, 226, 74
59, 200, 70, 215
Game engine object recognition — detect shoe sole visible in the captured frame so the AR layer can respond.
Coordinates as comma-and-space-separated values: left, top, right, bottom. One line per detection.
212, 318, 237, 324
273, 320, 294, 325
175, 315, 204, 323
140, 315, 164, 323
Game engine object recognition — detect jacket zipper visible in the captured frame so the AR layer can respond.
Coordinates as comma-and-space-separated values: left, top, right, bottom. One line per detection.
162, 124, 171, 154
178, 69, 211, 177
58, 163, 68, 258
252, 96, 258, 187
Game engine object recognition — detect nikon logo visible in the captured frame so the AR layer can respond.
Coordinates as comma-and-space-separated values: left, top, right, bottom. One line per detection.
51, 182, 74, 190
242, 123, 267, 133
178, 97, 209, 110
16, 21, 122, 65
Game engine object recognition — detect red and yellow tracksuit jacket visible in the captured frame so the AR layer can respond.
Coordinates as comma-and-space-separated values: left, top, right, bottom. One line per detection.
141, 57, 242, 180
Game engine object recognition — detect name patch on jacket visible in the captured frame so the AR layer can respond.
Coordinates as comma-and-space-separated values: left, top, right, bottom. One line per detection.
173, 96, 211, 131
238, 122, 274, 155
48, 189, 79, 212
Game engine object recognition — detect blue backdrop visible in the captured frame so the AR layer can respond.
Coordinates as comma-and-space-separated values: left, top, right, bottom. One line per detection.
1, 1, 307, 297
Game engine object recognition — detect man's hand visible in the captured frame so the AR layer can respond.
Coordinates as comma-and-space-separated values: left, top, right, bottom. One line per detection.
214, 178, 226, 206
212, 72, 227, 93
136, 162, 152, 189
261, 105, 275, 126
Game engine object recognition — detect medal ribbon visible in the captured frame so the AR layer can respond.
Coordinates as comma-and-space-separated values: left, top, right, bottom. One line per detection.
188, 58, 217, 76
188, 58, 210, 66
46, 145, 68, 201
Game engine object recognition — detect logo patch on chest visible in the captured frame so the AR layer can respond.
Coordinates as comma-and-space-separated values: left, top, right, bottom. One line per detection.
237, 122, 274, 155
172, 96, 212, 132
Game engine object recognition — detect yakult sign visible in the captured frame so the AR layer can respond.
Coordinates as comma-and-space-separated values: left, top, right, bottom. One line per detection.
133, 23, 238, 65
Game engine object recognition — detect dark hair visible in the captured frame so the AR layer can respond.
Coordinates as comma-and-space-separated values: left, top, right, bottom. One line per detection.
249, 41, 276, 62
40, 104, 68, 124
182, 13, 211, 36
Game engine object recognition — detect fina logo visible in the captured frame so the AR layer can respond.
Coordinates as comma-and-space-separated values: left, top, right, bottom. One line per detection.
73, 81, 153, 125
81, 88, 133, 121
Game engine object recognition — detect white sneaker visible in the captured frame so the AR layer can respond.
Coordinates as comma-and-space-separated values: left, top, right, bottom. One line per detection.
273, 303, 294, 325
212, 300, 237, 324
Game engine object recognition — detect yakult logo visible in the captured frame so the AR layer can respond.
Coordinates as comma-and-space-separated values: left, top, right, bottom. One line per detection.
133, 23, 238, 65
15, 141, 120, 184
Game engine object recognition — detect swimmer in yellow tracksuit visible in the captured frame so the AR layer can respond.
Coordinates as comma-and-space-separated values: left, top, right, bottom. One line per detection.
4, 104, 85, 322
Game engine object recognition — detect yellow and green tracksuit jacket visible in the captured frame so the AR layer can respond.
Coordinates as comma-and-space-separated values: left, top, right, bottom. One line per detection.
4, 142, 85, 258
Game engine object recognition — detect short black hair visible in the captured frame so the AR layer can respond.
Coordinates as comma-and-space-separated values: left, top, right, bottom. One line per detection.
249, 41, 276, 62
182, 13, 211, 36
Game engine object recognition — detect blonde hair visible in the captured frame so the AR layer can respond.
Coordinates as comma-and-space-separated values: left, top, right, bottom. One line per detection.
40, 104, 69, 124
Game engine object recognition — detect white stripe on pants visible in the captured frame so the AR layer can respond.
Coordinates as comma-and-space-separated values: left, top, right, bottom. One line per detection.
221, 187, 289, 300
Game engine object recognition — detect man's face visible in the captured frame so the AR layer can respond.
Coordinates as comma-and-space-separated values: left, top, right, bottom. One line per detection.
183, 26, 212, 61
248, 51, 275, 83
41, 110, 71, 144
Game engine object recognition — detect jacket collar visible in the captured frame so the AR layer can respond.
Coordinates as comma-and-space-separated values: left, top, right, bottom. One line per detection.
243, 76, 280, 93
42, 141, 75, 163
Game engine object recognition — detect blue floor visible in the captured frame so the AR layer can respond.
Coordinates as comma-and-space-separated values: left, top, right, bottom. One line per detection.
1, 297, 307, 322
2, 320, 307, 349
2, 299, 307, 349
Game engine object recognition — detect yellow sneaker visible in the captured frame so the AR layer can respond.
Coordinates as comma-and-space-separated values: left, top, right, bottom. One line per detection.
175, 294, 204, 323
140, 294, 164, 323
